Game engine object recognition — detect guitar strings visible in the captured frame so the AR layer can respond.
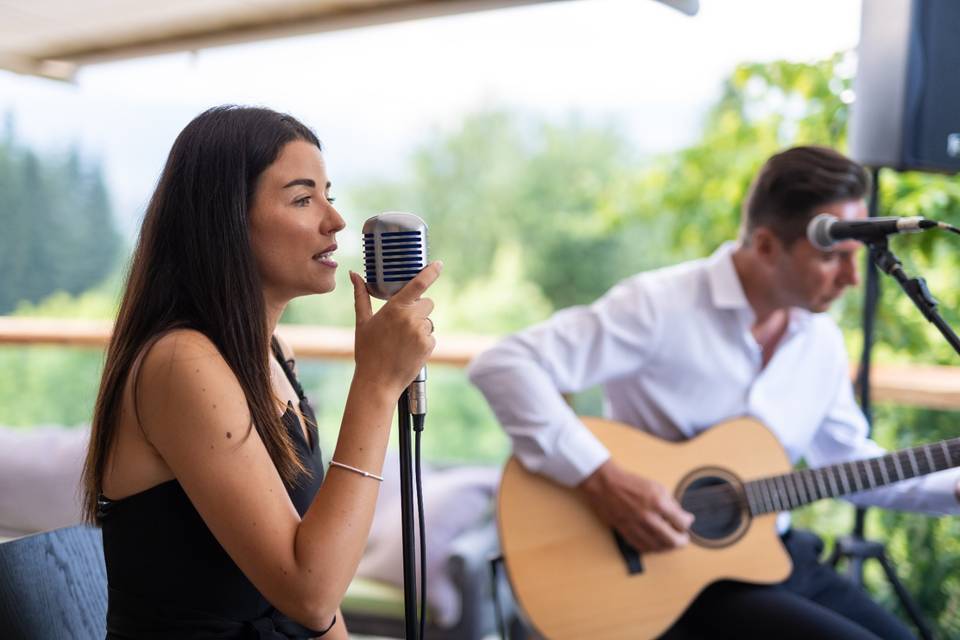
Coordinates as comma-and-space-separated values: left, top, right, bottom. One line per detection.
678, 444, 960, 514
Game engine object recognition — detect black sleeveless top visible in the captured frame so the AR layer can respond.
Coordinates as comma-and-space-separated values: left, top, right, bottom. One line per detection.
98, 339, 330, 639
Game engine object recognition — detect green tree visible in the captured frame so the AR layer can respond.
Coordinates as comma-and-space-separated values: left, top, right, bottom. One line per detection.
0, 120, 121, 313
620, 55, 854, 261
0, 280, 119, 428
350, 110, 650, 312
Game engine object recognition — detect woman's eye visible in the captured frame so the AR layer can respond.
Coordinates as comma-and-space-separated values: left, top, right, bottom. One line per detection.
294, 196, 311, 207
326, 195, 336, 204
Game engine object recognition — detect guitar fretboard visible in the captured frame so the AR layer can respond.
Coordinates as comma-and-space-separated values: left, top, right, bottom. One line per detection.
744, 437, 960, 515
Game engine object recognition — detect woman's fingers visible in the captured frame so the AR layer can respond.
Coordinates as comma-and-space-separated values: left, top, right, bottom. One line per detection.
392, 261, 443, 305
350, 271, 373, 324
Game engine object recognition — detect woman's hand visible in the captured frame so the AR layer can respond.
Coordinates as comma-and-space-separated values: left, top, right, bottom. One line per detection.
350, 261, 442, 397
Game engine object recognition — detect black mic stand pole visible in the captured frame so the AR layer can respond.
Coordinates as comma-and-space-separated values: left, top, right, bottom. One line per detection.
869, 238, 960, 355
853, 166, 882, 541
396, 393, 418, 639
828, 167, 934, 640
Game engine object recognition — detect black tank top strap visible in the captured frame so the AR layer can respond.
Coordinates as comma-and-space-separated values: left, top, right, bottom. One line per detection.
270, 336, 308, 404
270, 336, 318, 448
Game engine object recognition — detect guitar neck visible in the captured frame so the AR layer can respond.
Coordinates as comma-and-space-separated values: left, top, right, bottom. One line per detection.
745, 437, 960, 515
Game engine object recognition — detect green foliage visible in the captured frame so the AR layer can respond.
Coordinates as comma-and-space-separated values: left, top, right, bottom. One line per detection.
868, 173, 960, 365
621, 53, 856, 262
0, 345, 103, 427
0, 277, 121, 427
0, 118, 122, 313
350, 110, 650, 311
13, 270, 123, 319
435, 242, 554, 335
865, 406, 960, 636
302, 360, 509, 465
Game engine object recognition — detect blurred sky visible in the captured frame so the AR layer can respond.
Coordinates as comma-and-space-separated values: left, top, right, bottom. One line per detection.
0, 0, 860, 237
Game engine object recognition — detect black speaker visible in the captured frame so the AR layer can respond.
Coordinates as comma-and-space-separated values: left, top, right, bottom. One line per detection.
850, 0, 960, 174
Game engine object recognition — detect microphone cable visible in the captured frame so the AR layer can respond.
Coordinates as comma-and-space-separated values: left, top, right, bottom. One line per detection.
935, 221, 960, 237
414, 415, 427, 640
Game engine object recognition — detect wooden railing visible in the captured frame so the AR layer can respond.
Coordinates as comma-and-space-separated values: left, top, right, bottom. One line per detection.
0, 316, 496, 368
2, 316, 960, 410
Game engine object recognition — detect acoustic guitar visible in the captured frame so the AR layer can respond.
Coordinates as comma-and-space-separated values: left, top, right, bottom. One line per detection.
497, 416, 960, 639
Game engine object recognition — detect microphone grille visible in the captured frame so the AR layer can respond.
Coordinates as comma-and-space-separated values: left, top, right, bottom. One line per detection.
362, 212, 428, 300
807, 213, 836, 250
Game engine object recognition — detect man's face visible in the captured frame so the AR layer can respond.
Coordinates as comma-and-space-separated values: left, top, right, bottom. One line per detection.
771, 198, 868, 313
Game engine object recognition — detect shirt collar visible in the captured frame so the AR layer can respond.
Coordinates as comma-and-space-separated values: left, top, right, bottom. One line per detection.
705, 242, 750, 311
786, 305, 814, 334
705, 241, 814, 333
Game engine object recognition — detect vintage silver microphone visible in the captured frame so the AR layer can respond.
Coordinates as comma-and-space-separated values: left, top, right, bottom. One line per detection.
362, 212, 429, 417
363, 212, 430, 639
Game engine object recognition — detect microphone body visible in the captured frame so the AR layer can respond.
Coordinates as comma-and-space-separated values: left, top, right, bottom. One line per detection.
806, 213, 935, 250
362, 212, 429, 416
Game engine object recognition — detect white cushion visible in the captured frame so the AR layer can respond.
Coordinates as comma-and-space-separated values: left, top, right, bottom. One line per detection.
0, 425, 88, 537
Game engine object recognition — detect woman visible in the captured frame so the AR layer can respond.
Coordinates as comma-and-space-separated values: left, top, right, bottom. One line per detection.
81, 105, 440, 638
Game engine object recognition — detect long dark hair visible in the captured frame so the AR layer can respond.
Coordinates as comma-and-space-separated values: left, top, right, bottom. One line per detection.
82, 106, 321, 523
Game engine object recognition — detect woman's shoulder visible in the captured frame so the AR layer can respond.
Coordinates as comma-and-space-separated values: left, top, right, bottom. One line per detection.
149, 327, 220, 356
137, 329, 243, 409
142, 328, 225, 372
130, 329, 255, 459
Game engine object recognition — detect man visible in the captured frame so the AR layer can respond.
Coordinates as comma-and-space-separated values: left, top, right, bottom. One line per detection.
468, 146, 960, 639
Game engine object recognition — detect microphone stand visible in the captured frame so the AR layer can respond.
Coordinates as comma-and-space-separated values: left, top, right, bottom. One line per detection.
396, 393, 418, 639
846, 237, 960, 640
832, 250, 960, 640
827, 167, 936, 640
867, 238, 960, 355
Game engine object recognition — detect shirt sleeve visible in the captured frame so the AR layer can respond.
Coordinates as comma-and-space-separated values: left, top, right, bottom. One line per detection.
467, 275, 662, 487
805, 348, 960, 516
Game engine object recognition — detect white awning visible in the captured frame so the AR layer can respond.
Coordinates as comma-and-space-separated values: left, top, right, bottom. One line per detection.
0, 0, 697, 81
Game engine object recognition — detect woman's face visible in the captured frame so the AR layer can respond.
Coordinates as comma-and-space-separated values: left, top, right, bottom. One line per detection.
249, 140, 345, 304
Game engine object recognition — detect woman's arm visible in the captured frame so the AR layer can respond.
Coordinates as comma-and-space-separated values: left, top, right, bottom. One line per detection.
136, 263, 440, 630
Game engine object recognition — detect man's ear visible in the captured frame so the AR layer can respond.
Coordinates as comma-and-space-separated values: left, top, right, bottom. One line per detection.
751, 227, 783, 265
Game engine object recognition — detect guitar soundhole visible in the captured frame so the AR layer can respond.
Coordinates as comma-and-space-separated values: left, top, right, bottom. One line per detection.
677, 471, 749, 547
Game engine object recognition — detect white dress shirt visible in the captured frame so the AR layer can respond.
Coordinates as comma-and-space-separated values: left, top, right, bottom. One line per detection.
468, 243, 960, 518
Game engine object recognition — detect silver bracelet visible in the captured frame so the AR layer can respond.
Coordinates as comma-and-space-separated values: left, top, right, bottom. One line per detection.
328, 460, 384, 482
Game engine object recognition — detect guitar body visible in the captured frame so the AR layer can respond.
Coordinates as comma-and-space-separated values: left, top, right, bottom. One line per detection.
497, 416, 795, 640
